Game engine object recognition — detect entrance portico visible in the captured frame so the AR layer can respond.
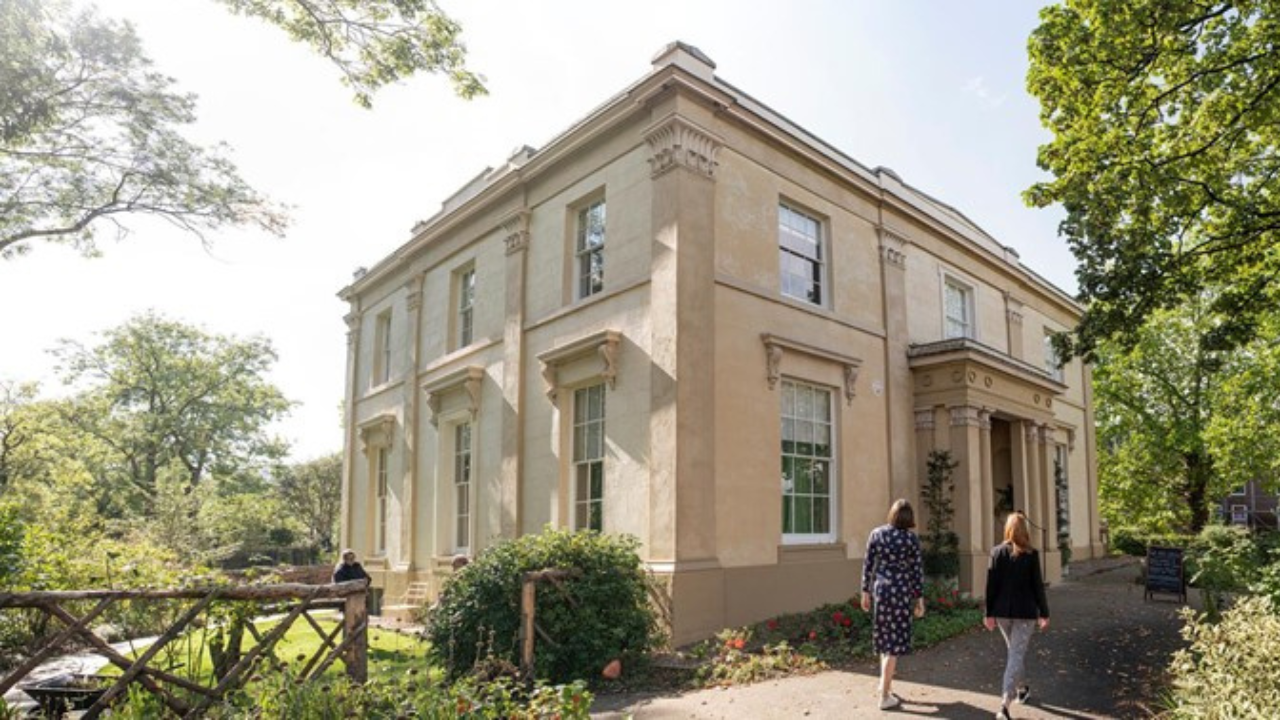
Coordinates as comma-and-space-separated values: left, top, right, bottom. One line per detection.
909, 338, 1069, 593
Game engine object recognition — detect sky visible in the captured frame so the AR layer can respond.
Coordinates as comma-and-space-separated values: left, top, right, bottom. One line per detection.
1, 0, 1072, 462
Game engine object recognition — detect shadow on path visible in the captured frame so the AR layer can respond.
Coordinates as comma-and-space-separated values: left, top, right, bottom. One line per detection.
594, 557, 1195, 719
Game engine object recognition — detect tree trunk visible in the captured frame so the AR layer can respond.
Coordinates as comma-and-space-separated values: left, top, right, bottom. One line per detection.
1184, 451, 1212, 533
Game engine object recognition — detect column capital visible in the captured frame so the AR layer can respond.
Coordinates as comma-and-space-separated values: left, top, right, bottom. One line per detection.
1024, 420, 1042, 442
914, 409, 935, 431
978, 409, 993, 431
949, 405, 981, 427
877, 226, 908, 269
344, 311, 361, 347
644, 115, 722, 179
501, 209, 531, 255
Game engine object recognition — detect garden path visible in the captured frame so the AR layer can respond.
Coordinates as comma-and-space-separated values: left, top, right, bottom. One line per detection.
594, 556, 1198, 719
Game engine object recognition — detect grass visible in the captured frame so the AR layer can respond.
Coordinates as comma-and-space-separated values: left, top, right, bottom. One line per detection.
104, 614, 434, 685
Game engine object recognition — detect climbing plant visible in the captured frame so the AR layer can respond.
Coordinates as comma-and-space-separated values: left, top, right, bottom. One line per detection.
921, 450, 959, 578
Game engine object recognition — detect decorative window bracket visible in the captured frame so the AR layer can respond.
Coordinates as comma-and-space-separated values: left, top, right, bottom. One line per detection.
357, 414, 396, 455
761, 333, 862, 405
422, 366, 484, 428
537, 329, 622, 402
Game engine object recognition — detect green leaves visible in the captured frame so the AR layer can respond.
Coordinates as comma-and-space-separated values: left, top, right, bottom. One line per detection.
1094, 297, 1280, 532
212, 0, 486, 108
0, 0, 288, 257
1026, 0, 1280, 358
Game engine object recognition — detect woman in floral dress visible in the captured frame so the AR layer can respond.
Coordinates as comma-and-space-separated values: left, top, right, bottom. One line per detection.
860, 499, 925, 710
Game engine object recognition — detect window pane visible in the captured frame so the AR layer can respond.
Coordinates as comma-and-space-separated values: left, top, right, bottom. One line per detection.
781, 457, 794, 494
576, 465, 589, 499
782, 494, 793, 533
589, 384, 604, 420
576, 502, 589, 530
813, 497, 829, 534
795, 498, 813, 534
590, 461, 603, 499
782, 382, 795, 415
797, 386, 812, 419
588, 501, 602, 532
573, 425, 586, 462
813, 460, 829, 495
795, 458, 812, 494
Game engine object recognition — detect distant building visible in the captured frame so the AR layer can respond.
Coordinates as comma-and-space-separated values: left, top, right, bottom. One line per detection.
1220, 480, 1279, 530
337, 42, 1101, 644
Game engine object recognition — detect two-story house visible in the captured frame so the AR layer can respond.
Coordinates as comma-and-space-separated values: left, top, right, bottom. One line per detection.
338, 42, 1101, 645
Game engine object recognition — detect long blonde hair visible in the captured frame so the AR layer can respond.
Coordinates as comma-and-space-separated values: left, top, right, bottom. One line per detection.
1003, 512, 1032, 557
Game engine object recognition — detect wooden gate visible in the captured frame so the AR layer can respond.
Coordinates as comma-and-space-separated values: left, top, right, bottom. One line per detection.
0, 581, 368, 718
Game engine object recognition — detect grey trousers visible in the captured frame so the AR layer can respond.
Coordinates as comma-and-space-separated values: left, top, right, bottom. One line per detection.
996, 618, 1036, 703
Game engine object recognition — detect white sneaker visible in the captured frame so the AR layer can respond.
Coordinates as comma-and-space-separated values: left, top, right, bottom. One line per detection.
879, 693, 901, 710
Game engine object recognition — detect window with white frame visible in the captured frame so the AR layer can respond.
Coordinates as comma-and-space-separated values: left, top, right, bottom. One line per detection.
375, 446, 389, 554
373, 311, 392, 386
943, 277, 974, 339
575, 199, 606, 299
778, 204, 824, 305
456, 266, 476, 349
781, 380, 835, 542
1045, 330, 1065, 381
572, 383, 606, 531
453, 422, 472, 554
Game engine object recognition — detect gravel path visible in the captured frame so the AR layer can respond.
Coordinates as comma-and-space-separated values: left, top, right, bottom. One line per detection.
593, 557, 1196, 719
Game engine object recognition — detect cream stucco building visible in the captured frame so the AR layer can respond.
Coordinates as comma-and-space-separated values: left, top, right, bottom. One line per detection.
338, 43, 1101, 645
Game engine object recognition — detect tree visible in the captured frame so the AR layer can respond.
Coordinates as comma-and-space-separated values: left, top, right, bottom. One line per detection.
274, 452, 342, 554
1094, 298, 1280, 533
53, 312, 292, 516
0, 382, 41, 495
1026, 0, 1280, 359
1, 0, 483, 258
212, 0, 486, 108
0, 0, 287, 258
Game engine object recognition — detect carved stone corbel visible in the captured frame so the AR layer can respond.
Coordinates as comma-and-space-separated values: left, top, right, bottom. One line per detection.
501, 209, 531, 255
422, 366, 485, 428
536, 330, 623, 402
761, 333, 863, 405
357, 414, 395, 455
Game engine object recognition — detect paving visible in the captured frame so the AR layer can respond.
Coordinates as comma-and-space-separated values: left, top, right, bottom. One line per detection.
593, 557, 1197, 719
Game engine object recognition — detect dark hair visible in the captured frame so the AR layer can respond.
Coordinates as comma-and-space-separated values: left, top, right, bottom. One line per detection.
888, 499, 915, 530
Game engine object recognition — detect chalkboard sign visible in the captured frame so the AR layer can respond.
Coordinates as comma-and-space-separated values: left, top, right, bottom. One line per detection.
1145, 546, 1186, 603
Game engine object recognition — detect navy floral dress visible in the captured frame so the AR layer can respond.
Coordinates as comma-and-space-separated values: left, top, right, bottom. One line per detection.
862, 524, 924, 656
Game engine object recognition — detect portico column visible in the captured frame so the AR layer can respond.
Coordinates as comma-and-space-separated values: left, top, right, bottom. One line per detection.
978, 410, 994, 554
1039, 425, 1062, 583
1010, 420, 1032, 530
1024, 422, 1044, 549
948, 405, 985, 594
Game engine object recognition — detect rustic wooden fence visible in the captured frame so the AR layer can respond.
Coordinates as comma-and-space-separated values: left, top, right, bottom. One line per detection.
0, 580, 368, 718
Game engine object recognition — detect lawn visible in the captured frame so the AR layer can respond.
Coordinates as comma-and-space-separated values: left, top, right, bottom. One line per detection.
105, 613, 435, 684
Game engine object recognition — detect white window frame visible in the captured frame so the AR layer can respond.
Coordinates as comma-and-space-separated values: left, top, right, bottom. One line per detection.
456, 266, 476, 349
1045, 330, 1065, 382
781, 379, 836, 544
373, 310, 392, 386
572, 383, 606, 532
778, 203, 826, 306
942, 275, 975, 340
374, 446, 389, 555
453, 422, 472, 555
575, 199, 606, 300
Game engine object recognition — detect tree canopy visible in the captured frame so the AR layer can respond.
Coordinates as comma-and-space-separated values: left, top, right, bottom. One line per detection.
1026, 0, 1280, 359
52, 312, 292, 515
1, 0, 483, 258
1094, 297, 1280, 532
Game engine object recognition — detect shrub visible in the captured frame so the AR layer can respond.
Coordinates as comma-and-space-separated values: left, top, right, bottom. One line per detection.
425, 528, 662, 684
1167, 595, 1280, 717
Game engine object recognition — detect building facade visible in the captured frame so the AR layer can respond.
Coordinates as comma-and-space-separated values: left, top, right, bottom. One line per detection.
338, 43, 1101, 645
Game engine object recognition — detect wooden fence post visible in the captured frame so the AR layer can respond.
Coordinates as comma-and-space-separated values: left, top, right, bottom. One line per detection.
519, 575, 536, 676
344, 588, 368, 683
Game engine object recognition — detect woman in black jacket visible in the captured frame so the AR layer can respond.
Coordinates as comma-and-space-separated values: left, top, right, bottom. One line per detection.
984, 512, 1050, 720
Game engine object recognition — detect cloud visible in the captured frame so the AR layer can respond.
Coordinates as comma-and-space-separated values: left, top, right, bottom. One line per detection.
963, 75, 1008, 108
